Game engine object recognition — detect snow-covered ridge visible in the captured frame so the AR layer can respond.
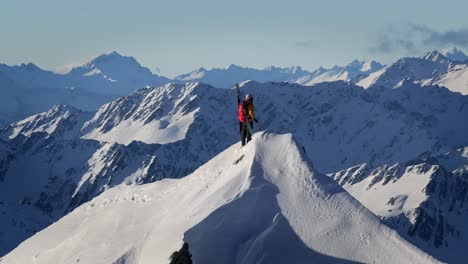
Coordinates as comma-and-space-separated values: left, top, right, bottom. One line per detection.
9, 80, 468, 174
1, 133, 438, 264
2, 48, 468, 127
357, 50, 468, 94
1, 80, 468, 259
331, 147, 468, 263
81, 83, 203, 145
175, 60, 385, 88
2, 104, 92, 140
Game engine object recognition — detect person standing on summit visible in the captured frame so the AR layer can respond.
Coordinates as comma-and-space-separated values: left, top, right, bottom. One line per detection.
236, 83, 258, 146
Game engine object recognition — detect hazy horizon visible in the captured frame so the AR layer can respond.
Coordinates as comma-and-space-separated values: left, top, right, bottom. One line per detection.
2, 0, 468, 77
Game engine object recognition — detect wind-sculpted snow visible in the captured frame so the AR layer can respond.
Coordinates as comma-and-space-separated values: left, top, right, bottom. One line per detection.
1, 133, 437, 264
331, 147, 468, 263
1, 80, 467, 258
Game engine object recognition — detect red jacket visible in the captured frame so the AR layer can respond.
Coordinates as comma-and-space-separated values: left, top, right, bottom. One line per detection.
238, 99, 254, 123
238, 101, 247, 123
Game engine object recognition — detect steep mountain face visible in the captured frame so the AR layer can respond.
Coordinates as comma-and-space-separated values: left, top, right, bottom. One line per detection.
3, 105, 93, 140
357, 51, 452, 88
1, 133, 438, 264
81, 83, 203, 145
358, 50, 468, 95
1, 81, 467, 259
0, 52, 171, 126
175, 61, 384, 88
85, 81, 468, 173
0, 106, 158, 255
331, 147, 468, 263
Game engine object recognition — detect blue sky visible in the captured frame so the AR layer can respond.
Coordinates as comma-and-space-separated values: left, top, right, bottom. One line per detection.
1, 0, 468, 77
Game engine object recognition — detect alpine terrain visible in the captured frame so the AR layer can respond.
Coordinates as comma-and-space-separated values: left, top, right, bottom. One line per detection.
0, 52, 171, 126
0, 133, 438, 264
358, 50, 468, 95
1, 48, 468, 263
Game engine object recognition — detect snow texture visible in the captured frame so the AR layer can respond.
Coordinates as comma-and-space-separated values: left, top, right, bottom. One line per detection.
1, 77, 468, 260
357, 50, 468, 95
331, 148, 468, 263
0, 133, 438, 264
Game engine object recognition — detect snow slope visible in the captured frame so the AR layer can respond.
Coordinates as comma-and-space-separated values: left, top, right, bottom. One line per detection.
0, 106, 160, 255
81, 81, 468, 174
429, 64, 468, 94
4, 105, 93, 140
1, 80, 467, 258
331, 148, 468, 263
1, 133, 437, 264
357, 50, 468, 95
81, 83, 200, 145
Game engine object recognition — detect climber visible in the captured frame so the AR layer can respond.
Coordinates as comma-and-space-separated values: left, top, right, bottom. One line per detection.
236, 83, 258, 146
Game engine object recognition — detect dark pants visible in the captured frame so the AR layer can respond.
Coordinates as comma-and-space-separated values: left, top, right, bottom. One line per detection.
239, 121, 253, 146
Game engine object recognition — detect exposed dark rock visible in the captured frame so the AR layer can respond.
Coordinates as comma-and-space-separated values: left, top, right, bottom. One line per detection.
169, 242, 192, 264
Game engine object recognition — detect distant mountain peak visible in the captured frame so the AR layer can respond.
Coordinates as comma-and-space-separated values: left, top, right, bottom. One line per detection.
87, 51, 138, 67
225, 64, 243, 70
67, 51, 156, 81
19, 63, 42, 71
347, 59, 365, 66
441, 47, 468, 62
422, 50, 448, 63
288, 65, 304, 74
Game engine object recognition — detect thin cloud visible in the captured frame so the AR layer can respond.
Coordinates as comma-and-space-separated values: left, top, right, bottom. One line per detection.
295, 40, 315, 48
425, 28, 468, 47
369, 23, 468, 54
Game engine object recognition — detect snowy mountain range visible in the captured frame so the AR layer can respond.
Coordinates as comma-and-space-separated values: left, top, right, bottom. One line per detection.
175, 60, 385, 88
358, 50, 468, 95
2, 48, 468, 128
331, 147, 468, 263
0, 52, 170, 126
0, 52, 388, 126
1, 133, 438, 264
1, 79, 468, 262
